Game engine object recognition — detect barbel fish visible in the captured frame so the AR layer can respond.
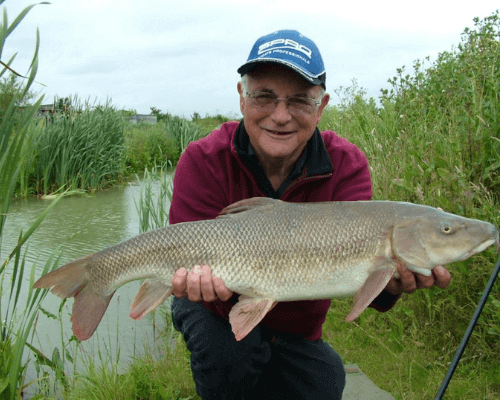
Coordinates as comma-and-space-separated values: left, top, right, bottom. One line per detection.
33, 197, 499, 341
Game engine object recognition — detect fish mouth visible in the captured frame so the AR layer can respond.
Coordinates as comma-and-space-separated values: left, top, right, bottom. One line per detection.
460, 234, 499, 261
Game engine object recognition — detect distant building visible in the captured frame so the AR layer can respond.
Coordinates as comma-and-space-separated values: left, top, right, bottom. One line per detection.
37, 104, 55, 116
123, 114, 157, 124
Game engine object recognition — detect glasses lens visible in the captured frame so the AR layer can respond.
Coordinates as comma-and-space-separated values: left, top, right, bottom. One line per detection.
288, 97, 316, 115
246, 92, 318, 115
249, 93, 276, 109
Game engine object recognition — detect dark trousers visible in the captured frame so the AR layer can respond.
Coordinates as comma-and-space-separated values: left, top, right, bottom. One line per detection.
171, 297, 346, 400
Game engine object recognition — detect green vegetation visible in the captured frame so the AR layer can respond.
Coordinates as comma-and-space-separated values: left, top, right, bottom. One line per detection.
34, 101, 125, 195
124, 122, 180, 172
2, 4, 500, 399
316, 11, 500, 398
135, 164, 173, 233
2, 100, 224, 196
0, 2, 61, 399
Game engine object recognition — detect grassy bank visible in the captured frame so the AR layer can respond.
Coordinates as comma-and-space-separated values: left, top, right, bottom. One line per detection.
317, 11, 500, 398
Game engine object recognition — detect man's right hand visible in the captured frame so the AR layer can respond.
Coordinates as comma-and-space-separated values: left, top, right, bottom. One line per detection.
172, 264, 234, 302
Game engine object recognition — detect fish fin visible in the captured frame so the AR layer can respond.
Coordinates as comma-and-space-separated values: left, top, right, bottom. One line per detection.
346, 267, 394, 322
229, 296, 277, 341
218, 197, 280, 217
71, 286, 115, 341
34, 254, 114, 341
406, 265, 433, 276
33, 254, 93, 297
130, 279, 172, 320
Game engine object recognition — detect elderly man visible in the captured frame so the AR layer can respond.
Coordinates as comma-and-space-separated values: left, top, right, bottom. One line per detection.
169, 30, 451, 400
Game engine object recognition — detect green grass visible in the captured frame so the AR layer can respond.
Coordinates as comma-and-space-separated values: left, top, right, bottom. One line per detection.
62, 314, 197, 400
124, 122, 180, 173
191, 113, 234, 137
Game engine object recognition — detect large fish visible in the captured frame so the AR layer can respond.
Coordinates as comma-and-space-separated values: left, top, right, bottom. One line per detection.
33, 197, 498, 341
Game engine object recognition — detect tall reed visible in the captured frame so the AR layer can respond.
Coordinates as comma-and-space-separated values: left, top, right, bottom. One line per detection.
135, 164, 173, 233
164, 116, 202, 155
0, 2, 65, 399
34, 100, 125, 195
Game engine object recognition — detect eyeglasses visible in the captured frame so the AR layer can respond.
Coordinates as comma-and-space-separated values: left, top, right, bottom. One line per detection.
244, 90, 321, 116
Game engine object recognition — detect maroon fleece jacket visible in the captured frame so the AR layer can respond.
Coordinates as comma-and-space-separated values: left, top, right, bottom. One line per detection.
169, 121, 399, 340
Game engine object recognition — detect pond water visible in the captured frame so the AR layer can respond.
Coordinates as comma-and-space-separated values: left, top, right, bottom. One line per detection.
1, 180, 172, 396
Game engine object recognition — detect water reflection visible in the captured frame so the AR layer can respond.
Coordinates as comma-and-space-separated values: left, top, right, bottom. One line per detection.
1, 180, 171, 396
3, 184, 141, 265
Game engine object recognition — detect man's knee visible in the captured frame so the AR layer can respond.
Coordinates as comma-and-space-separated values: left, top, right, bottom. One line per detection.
171, 297, 271, 399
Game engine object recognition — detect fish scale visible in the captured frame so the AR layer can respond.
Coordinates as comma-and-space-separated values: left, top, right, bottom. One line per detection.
34, 197, 498, 341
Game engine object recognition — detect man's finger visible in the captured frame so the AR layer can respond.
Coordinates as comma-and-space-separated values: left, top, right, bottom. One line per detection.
213, 276, 233, 301
187, 265, 203, 302
171, 268, 188, 298
414, 272, 435, 289
432, 266, 452, 289
384, 275, 402, 295
200, 264, 217, 302
397, 263, 418, 293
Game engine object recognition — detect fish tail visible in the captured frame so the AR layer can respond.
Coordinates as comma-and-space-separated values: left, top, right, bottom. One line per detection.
129, 279, 172, 320
33, 255, 113, 341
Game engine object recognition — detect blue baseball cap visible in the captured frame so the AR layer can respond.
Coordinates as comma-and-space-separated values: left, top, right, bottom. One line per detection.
237, 30, 326, 88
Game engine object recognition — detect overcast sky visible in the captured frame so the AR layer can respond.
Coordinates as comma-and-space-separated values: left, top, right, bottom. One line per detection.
4, 0, 499, 118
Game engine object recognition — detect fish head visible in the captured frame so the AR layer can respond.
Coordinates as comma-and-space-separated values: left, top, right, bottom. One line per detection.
392, 210, 499, 273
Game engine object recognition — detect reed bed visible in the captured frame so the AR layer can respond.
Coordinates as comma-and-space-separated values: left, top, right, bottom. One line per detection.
33, 103, 125, 195
135, 164, 173, 233
163, 116, 203, 156
0, 2, 64, 399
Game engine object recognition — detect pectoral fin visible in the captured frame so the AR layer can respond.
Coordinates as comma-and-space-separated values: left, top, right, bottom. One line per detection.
229, 296, 277, 341
346, 267, 394, 322
130, 279, 172, 320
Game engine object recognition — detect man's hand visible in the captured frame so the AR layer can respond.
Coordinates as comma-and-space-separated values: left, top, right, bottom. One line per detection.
384, 263, 452, 295
172, 264, 233, 302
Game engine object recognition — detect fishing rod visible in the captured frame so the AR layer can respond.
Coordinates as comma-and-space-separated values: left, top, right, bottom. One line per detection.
434, 254, 500, 400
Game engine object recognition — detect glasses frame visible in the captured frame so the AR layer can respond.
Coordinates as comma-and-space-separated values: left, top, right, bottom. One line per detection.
244, 90, 322, 115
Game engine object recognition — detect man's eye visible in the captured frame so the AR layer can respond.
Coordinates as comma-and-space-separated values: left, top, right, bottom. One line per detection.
256, 94, 276, 101
289, 98, 310, 106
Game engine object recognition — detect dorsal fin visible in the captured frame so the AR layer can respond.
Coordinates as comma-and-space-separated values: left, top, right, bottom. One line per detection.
218, 197, 280, 218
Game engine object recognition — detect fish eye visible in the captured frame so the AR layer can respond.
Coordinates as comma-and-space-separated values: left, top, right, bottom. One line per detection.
441, 223, 452, 234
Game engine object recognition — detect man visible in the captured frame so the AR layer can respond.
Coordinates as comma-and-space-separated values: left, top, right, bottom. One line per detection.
169, 30, 451, 400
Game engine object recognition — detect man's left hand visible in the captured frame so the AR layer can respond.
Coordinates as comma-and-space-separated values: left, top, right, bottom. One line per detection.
384, 264, 451, 295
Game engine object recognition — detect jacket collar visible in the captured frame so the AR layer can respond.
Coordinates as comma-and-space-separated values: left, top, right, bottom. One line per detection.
233, 121, 333, 198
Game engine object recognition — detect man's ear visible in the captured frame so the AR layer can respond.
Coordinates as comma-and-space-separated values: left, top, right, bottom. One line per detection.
237, 81, 245, 113
316, 93, 330, 125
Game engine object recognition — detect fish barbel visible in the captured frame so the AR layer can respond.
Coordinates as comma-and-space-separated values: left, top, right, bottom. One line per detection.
33, 197, 499, 341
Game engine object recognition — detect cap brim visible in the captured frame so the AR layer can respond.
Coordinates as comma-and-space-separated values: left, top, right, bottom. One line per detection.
238, 60, 325, 87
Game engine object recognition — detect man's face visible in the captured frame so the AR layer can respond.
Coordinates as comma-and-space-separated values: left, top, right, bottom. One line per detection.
238, 64, 329, 163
